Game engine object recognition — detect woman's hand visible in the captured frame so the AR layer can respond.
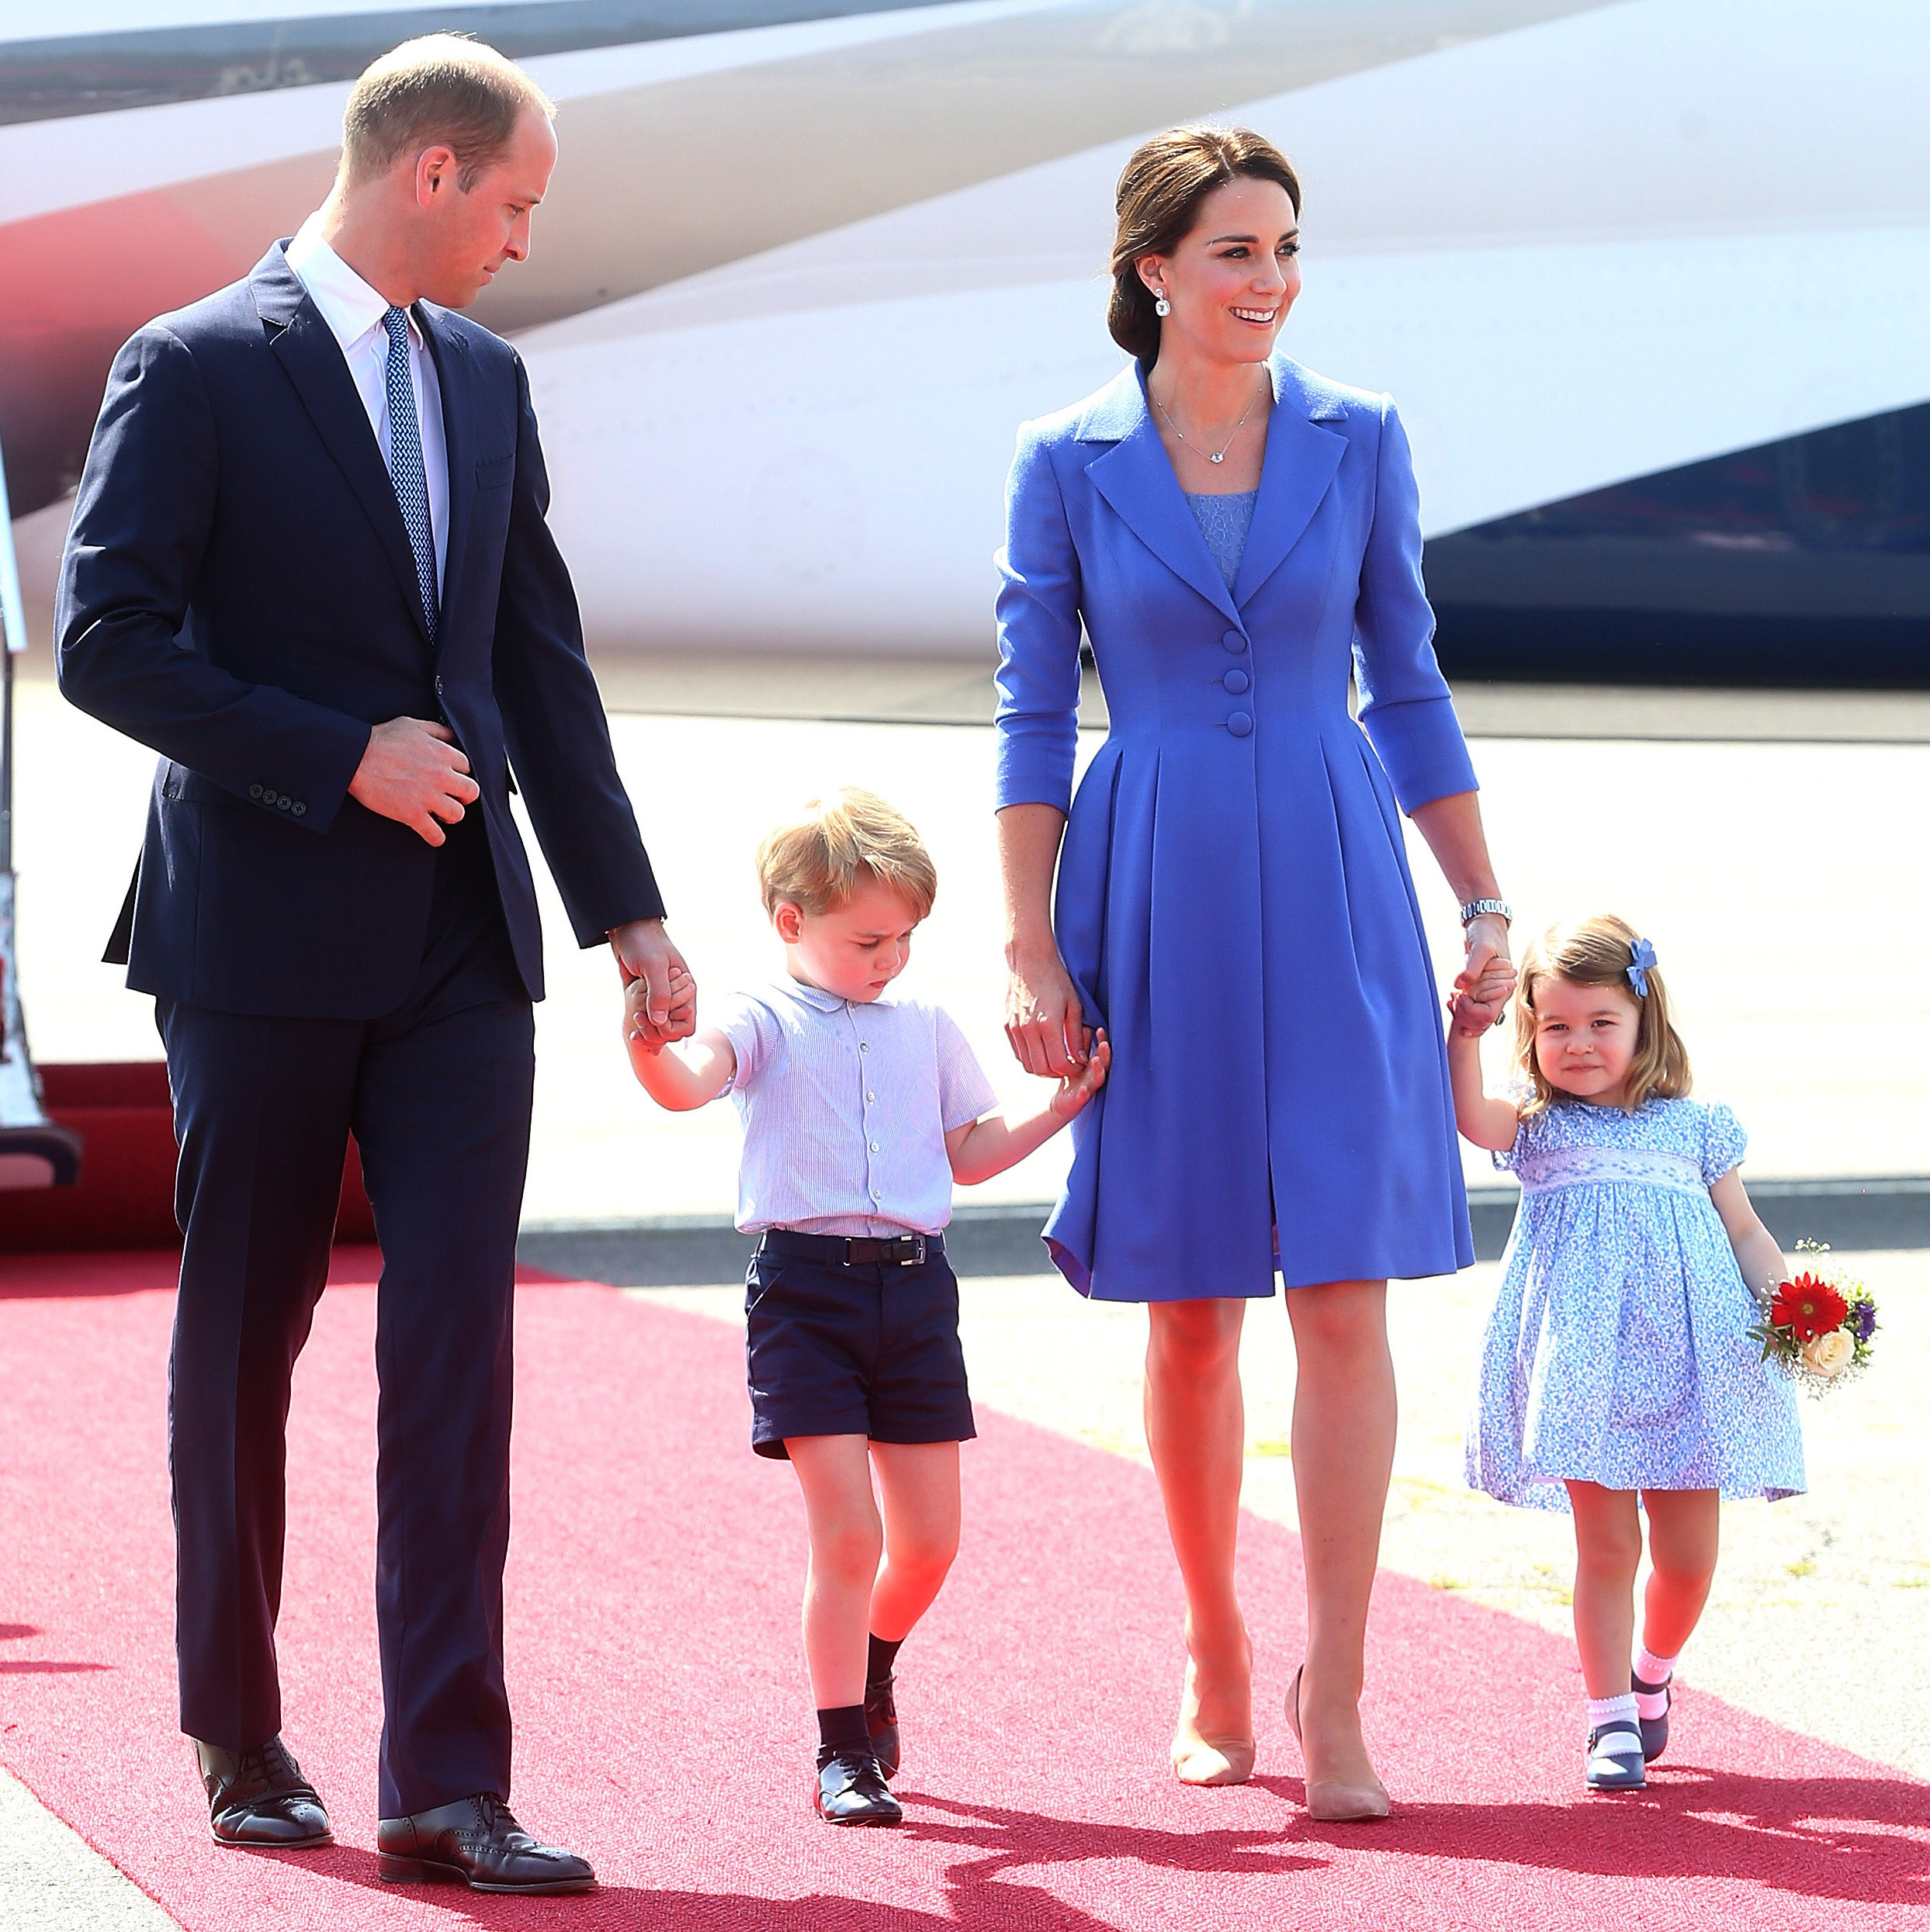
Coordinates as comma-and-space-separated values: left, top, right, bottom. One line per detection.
1005, 945, 1091, 1079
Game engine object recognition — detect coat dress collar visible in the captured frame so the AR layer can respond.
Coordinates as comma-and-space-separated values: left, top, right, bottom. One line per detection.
1076, 355, 1347, 618
248, 241, 473, 656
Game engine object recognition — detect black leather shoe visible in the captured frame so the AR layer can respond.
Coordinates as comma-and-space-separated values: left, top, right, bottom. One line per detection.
377, 1793, 595, 1893
814, 1748, 903, 1826
193, 1737, 333, 1849
865, 1674, 901, 1781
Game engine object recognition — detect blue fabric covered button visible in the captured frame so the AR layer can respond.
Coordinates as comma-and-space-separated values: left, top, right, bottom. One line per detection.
1221, 628, 1247, 653
1227, 712, 1253, 737
1223, 668, 1250, 694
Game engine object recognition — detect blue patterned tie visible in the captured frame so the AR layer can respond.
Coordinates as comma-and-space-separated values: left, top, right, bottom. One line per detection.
380, 305, 438, 640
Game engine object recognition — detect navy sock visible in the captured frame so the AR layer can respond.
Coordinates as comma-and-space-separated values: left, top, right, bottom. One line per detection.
866, 1634, 903, 1691
816, 1705, 868, 1757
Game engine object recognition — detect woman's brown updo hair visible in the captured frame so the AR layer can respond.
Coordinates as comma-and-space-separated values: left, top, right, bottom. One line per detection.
1109, 123, 1301, 362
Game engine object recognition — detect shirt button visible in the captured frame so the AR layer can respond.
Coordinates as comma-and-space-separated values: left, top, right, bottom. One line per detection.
870, 1141, 881, 1151
1222, 628, 1247, 653
859, 1042, 869, 1053
1227, 712, 1253, 737
434, 676, 444, 695
865, 1092, 876, 1102
1223, 668, 1250, 694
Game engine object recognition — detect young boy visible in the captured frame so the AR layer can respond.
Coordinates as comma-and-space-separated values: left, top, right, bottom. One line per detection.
624, 788, 1107, 1826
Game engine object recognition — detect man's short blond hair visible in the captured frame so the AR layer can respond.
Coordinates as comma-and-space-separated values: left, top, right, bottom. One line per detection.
756, 790, 937, 922
342, 34, 554, 190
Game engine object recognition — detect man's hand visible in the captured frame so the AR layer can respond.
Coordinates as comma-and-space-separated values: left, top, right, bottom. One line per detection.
347, 718, 480, 846
610, 919, 695, 1049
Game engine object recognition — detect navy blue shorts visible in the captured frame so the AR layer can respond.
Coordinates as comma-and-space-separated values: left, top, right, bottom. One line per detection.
744, 1233, 976, 1460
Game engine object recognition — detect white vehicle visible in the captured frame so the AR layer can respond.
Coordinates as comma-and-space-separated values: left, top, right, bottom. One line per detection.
3, 0, 1927, 680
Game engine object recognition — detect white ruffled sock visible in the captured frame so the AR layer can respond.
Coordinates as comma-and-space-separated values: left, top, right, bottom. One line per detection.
1633, 1646, 1678, 1719
1587, 1693, 1641, 1743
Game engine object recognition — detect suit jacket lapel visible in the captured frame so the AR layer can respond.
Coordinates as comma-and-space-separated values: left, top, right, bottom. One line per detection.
1081, 366, 1239, 624
251, 245, 431, 649
419, 304, 470, 653
1232, 358, 1346, 607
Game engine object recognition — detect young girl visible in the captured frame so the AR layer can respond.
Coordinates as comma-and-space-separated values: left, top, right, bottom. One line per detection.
1447, 915, 1804, 1792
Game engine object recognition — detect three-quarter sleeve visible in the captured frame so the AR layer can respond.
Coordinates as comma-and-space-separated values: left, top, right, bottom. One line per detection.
1352, 396, 1479, 813
993, 421, 1085, 815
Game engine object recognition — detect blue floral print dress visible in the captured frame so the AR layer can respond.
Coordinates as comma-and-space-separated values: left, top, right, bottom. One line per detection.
1465, 1095, 1806, 1511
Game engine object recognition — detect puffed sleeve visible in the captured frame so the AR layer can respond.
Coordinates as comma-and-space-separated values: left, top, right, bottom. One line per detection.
1352, 397, 1480, 813
1700, 1102, 1748, 1184
993, 419, 1084, 815
1489, 1083, 1538, 1172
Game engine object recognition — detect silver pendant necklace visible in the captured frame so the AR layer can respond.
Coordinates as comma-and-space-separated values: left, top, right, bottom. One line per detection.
1154, 372, 1266, 465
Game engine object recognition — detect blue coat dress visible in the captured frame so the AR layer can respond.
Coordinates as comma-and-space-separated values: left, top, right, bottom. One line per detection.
994, 356, 1480, 1300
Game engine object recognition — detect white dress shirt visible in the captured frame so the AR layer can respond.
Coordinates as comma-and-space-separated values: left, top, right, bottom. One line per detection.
717, 979, 999, 1238
285, 213, 449, 591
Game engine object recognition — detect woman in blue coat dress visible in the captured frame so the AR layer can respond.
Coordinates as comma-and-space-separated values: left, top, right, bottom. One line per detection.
995, 126, 1516, 1819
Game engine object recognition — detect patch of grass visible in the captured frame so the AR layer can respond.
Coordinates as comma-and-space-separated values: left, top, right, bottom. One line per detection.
1894, 1577, 1928, 1590
1428, 1574, 1466, 1591
1249, 1440, 1292, 1458
1786, 1558, 1817, 1578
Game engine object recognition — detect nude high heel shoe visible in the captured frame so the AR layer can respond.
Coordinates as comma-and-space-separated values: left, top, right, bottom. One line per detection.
1169, 1642, 1256, 1786
1287, 1665, 1391, 1821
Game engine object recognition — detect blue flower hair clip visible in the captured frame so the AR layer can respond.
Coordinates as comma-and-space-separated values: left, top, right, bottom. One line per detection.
1627, 937, 1658, 998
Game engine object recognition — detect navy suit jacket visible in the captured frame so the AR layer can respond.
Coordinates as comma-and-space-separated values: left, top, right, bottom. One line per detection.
56, 243, 664, 1019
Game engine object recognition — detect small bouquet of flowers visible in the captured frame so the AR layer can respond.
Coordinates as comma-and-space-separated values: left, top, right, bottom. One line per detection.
1750, 1242, 1878, 1397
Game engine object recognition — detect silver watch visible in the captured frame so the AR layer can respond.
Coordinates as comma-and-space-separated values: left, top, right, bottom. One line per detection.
1459, 898, 1512, 927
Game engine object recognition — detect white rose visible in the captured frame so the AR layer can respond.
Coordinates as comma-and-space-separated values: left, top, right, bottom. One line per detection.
1802, 1329, 1856, 1377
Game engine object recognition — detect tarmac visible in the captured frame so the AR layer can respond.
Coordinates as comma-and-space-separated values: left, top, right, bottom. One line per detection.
3, 649, 1927, 1925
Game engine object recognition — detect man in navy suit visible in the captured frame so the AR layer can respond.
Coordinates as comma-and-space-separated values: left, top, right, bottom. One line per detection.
55, 36, 686, 1893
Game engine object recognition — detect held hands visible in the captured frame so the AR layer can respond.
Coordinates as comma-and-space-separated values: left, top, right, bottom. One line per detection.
348, 718, 480, 845
1050, 1028, 1111, 1120
612, 920, 696, 1050
622, 957, 697, 1056
1450, 911, 1516, 1036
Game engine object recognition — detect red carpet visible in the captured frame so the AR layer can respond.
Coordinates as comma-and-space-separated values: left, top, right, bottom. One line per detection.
0, 1248, 1924, 1930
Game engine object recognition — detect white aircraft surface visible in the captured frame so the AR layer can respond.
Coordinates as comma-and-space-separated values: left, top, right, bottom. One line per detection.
3, 0, 1926, 678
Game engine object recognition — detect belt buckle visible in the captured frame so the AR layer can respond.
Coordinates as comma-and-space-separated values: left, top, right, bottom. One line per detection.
885, 1234, 924, 1267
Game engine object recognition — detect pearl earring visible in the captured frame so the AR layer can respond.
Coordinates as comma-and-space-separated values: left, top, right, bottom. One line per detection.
1154, 293, 1172, 317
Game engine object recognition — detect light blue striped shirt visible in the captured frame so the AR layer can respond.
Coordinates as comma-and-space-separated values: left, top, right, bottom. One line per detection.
718, 978, 999, 1238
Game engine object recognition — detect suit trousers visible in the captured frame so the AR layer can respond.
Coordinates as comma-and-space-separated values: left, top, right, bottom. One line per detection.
157, 812, 535, 1816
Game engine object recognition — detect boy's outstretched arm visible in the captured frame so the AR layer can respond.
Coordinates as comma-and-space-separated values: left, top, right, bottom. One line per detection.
947, 1031, 1111, 1186
624, 970, 736, 1110
1444, 999, 1520, 1152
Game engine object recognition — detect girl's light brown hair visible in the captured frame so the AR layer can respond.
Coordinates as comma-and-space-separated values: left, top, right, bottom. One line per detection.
1512, 914, 1692, 1117
756, 788, 937, 922
1109, 123, 1301, 362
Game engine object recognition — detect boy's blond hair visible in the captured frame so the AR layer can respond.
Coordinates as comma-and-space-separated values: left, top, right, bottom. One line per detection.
1512, 912, 1693, 1118
756, 789, 937, 921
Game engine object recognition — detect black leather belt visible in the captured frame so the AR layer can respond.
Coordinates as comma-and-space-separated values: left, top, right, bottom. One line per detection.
758, 1229, 943, 1268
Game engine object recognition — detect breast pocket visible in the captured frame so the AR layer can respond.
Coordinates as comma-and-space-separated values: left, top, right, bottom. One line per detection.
475, 456, 515, 493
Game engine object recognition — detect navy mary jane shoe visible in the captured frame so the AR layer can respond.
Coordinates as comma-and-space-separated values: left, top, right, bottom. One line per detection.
1632, 1670, 1672, 1763
1585, 1722, 1648, 1792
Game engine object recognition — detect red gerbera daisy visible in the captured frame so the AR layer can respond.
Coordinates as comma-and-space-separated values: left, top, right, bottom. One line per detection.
1772, 1273, 1849, 1342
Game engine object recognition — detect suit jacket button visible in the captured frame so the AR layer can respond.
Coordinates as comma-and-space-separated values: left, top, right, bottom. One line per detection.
435, 676, 444, 695
1227, 712, 1253, 737
1223, 668, 1250, 694
248, 784, 263, 798
1222, 629, 1247, 653
291, 802, 307, 817
276, 795, 291, 809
